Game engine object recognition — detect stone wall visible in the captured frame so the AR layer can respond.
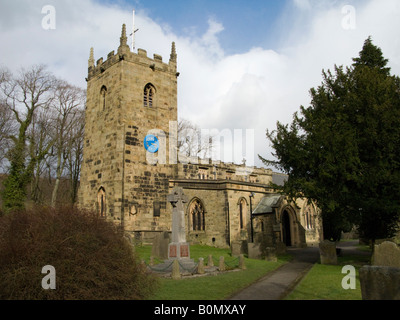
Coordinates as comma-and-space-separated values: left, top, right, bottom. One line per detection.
80, 25, 178, 234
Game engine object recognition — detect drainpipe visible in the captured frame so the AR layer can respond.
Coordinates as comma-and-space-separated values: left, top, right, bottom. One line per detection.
249, 192, 255, 243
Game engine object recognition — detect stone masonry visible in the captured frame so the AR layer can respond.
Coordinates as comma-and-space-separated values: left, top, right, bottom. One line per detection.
79, 23, 323, 250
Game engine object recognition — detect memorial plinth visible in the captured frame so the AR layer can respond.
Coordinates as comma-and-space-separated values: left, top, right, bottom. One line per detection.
167, 187, 194, 263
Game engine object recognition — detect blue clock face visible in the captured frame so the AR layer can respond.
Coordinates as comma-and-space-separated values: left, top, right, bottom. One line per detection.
144, 135, 159, 153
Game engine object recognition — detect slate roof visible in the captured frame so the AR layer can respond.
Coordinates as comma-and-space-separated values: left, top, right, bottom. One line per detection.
252, 194, 282, 215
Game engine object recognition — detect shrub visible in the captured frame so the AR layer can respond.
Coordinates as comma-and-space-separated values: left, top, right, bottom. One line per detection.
0, 206, 158, 300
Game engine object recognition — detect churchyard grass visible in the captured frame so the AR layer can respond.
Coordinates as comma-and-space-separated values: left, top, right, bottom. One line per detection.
135, 245, 291, 300
285, 264, 362, 300
286, 245, 371, 300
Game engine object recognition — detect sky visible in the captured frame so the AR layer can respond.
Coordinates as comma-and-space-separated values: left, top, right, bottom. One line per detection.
1, 0, 400, 169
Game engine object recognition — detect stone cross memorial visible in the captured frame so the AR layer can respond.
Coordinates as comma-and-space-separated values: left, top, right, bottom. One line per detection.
167, 187, 190, 260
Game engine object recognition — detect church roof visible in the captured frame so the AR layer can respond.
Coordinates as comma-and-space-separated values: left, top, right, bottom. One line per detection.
252, 194, 282, 215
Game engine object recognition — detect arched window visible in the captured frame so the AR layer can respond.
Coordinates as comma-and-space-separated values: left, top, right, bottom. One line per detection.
303, 209, 314, 230
239, 198, 248, 230
100, 86, 107, 111
144, 83, 156, 107
189, 199, 205, 231
97, 187, 106, 217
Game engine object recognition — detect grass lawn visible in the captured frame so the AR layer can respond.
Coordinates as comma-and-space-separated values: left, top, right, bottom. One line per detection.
134, 244, 291, 300
286, 243, 372, 300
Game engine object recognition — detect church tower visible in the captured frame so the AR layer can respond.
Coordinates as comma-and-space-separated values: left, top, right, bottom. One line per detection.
80, 24, 179, 236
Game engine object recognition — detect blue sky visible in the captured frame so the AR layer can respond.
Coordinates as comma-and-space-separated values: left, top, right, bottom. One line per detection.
97, 0, 289, 54
129, 0, 288, 54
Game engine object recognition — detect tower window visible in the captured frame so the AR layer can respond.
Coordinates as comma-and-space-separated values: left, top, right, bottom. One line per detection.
144, 83, 156, 107
100, 86, 107, 111
97, 187, 106, 217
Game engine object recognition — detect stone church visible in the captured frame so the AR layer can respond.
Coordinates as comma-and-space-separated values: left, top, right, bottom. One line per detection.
79, 24, 323, 250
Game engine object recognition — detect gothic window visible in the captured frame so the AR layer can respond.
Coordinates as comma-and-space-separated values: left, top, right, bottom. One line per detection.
144, 83, 156, 107
304, 210, 313, 230
239, 198, 247, 230
189, 199, 205, 231
100, 86, 107, 111
97, 187, 106, 217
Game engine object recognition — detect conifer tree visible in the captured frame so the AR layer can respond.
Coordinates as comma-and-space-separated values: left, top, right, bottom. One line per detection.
261, 38, 400, 242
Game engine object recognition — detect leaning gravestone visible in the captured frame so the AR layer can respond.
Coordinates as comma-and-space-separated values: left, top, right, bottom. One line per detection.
372, 241, 400, 268
319, 240, 337, 265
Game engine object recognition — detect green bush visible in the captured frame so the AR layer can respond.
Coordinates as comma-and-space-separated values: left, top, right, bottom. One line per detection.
0, 206, 158, 300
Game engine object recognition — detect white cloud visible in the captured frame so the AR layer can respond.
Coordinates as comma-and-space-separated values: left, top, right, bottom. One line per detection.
293, 0, 312, 11
1, 0, 399, 168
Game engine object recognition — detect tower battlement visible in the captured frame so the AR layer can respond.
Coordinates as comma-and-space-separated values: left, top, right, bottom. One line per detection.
87, 24, 178, 82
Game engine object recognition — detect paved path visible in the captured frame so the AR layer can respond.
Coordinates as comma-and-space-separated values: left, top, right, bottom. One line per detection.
229, 246, 320, 300
229, 241, 370, 300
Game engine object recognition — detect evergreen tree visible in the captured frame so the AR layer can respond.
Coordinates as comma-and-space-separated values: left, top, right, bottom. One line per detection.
261, 38, 400, 242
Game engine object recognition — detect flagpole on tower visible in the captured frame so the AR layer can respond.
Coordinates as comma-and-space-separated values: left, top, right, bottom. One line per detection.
130, 9, 139, 52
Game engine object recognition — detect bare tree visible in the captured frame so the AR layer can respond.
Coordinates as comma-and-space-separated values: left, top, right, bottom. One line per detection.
30, 107, 55, 204
0, 103, 16, 171
0, 65, 57, 212
0, 69, 16, 171
49, 81, 85, 207
178, 118, 214, 161
65, 106, 85, 204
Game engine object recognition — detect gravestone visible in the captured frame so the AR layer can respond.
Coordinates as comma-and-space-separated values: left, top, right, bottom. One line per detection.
167, 187, 190, 260
372, 241, 400, 268
231, 241, 243, 257
359, 266, 400, 300
319, 240, 338, 265
248, 243, 262, 260
151, 231, 170, 260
